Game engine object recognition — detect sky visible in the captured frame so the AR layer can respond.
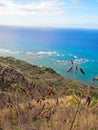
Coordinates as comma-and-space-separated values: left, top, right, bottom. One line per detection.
0, 0, 98, 28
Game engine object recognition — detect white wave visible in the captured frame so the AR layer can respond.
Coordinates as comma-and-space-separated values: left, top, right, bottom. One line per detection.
52, 59, 69, 66
52, 58, 89, 67
67, 53, 78, 58
0, 48, 22, 55
26, 52, 43, 59
57, 54, 60, 57
26, 52, 34, 56
74, 55, 78, 59
37, 51, 57, 55
26, 51, 89, 65
74, 58, 89, 64
26, 51, 58, 58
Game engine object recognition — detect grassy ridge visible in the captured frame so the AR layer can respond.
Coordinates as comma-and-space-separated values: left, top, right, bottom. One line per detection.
0, 56, 98, 130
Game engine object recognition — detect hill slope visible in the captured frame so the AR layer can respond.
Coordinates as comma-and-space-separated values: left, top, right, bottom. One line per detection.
0, 57, 70, 92
0, 57, 98, 130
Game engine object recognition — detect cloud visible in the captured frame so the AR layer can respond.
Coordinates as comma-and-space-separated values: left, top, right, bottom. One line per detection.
0, 0, 66, 16
0, 3, 6, 7
71, 0, 83, 8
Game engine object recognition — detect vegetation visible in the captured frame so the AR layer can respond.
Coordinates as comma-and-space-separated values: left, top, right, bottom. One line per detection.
0, 57, 98, 130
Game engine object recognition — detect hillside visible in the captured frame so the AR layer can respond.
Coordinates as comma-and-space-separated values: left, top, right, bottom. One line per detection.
0, 56, 98, 96
0, 57, 62, 86
0, 57, 98, 130
0, 57, 72, 97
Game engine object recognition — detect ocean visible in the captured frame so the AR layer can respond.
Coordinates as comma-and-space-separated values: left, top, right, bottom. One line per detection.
0, 26, 98, 84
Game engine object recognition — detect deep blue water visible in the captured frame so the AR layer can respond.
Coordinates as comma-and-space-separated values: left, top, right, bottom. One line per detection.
0, 26, 98, 84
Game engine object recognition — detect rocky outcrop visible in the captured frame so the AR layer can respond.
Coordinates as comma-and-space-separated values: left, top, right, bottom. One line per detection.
0, 63, 29, 91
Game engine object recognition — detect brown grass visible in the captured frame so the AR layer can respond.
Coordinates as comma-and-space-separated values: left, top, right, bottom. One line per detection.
0, 95, 98, 130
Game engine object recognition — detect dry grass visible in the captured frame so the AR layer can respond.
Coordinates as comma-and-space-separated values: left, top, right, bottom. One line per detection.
0, 56, 98, 130
0, 95, 98, 130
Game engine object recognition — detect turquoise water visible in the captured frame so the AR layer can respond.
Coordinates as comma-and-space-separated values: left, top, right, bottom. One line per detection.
0, 26, 98, 84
